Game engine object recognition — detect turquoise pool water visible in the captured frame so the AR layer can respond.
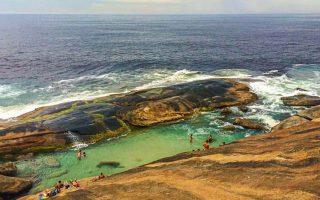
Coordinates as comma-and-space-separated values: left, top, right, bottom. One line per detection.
17, 110, 260, 193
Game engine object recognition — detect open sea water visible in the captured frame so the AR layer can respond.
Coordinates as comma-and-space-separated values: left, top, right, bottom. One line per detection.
0, 14, 320, 192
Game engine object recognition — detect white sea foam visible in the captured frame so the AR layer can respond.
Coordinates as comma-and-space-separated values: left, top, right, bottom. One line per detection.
1, 65, 319, 122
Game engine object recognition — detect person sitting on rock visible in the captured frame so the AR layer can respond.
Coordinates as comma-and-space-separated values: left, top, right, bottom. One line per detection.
203, 140, 210, 150
64, 181, 71, 189
56, 180, 64, 190
72, 179, 80, 188
92, 172, 106, 182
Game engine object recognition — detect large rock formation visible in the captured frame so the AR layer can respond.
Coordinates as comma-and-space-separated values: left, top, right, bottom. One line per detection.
0, 79, 257, 159
281, 94, 320, 106
273, 105, 320, 131
0, 175, 32, 200
233, 117, 265, 130
20, 121, 320, 200
0, 163, 17, 177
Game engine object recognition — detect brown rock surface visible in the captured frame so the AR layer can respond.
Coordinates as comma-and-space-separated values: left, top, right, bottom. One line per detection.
20, 121, 320, 200
281, 94, 320, 106
221, 124, 236, 131
297, 105, 320, 120
0, 163, 17, 176
272, 115, 310, 131
0, 175, 32, 200
233, 117, 265, 130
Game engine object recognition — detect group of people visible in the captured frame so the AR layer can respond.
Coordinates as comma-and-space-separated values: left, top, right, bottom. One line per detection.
39, 172, 106, 200
77, 149, 86, 160
189, 134, 226, 151
39, 180, 80, 200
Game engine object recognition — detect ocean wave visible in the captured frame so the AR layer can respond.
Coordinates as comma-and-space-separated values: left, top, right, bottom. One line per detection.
1, 65, 320, 120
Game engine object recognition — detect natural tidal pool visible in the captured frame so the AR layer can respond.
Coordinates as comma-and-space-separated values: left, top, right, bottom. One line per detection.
17, 110, 261, 193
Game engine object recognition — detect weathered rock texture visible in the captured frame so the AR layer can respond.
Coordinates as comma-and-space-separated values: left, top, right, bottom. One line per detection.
233, 117, 265, 130
281, 94, 320, 106
273, 105, 320, 131
0, 79, 257, 159
0, 175, 32, 200
0, 163, 17, 177
21, 121, 320, 200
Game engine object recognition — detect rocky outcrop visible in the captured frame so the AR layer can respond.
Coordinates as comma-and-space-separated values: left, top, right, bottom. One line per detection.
0, 163, 17, 177
221, 125, 236, 131
273, 105, 320, 131
0, 175, 32, 200
233, 117, 265, 130
281, 94, 320, 106
0, 79, 257, 159
21, 121, 320, 200
272, 116, 309, 131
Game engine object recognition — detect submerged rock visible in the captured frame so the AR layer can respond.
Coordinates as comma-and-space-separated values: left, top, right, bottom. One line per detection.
96, 161, 120, 168
221, 125, 236, 132
0, 175, 32, 199
238, 106, 249, 113
220, 109, 233, 116
281, 95, 320, 106
0, 163, 17, 177
42, 156, 60, 168
233, 118, 265, 130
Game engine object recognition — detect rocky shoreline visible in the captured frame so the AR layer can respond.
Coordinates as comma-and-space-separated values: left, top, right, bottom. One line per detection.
2, 79, 320, 199
20, 119, 320, 200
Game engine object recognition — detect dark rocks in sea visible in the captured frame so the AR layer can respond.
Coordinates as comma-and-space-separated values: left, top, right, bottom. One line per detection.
221, 125, 236, 132
233, 118, 265, 130
281, 94, 320, 106
220, 109, 233, 116
0, 79, 258, 159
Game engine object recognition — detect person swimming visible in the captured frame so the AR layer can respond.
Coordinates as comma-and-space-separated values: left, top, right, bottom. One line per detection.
189, 134, 193, 143
208, 135, 214, 143
83, 151, 86, 157
77, 149, 82, 160
203, 140, 210, 150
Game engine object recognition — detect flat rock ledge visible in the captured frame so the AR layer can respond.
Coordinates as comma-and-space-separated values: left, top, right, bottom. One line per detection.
0, 79, 257, 160
281, 94, 320, 106
20, 120, 320, 200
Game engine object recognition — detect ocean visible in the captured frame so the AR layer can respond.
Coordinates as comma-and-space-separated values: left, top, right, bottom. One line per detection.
1, 14, 320, 119
1, 14, 320, 192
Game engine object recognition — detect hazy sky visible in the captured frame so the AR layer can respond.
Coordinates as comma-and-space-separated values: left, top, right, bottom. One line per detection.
1, 0, 320, 14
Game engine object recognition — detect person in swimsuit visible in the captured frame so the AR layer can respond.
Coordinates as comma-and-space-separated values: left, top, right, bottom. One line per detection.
77, 149, 82, 160
203, 140, 210, 150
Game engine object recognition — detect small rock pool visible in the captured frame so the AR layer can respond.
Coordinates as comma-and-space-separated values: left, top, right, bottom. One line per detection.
17, 109, 262, 193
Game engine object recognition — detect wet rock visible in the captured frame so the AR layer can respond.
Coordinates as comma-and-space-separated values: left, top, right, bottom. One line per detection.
220, 109, 232, 116
0, 79, 257, 156
221, 125, 236, 132
238, 106, 249, 113
233, 118, 265, 130
0, 163, 17, 177
281, 95, 320, 106
97, 161, 120, 168
42, 156, 60, 168
272, 116, 310, 131
0, 175, 32, 199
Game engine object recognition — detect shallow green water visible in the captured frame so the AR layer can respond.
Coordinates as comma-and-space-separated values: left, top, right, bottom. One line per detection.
17, 110, 260, 193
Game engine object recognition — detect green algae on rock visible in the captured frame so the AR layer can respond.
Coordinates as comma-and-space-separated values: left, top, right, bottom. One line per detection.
0, 79, 257, 159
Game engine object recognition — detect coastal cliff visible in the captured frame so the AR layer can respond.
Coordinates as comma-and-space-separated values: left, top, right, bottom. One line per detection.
20, 120, 320, 200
